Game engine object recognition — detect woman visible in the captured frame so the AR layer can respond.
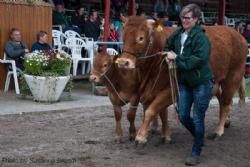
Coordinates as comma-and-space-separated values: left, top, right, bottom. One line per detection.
164, 4, 213, 166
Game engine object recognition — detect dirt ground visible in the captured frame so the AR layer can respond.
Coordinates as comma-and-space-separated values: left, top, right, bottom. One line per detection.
0, 104, 249, 167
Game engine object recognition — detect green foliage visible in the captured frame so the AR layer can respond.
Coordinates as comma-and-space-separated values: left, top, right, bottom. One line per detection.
24, 50, 71, 77
21, 50, 73, 97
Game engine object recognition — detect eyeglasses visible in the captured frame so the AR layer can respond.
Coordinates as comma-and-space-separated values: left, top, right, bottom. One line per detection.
181, 16, 193, 20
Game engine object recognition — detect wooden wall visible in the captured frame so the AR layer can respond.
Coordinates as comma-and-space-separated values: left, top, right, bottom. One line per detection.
0, 2, 52, 89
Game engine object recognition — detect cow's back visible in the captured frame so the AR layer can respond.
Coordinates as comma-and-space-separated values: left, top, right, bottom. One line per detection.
204, 26, 248, 82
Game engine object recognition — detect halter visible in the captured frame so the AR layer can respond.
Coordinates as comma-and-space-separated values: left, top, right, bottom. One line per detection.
121, 28, 153, 58
92, 61, 138, 109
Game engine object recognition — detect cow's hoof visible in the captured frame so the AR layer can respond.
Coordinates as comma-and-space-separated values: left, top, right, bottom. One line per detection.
150, 129, 160, 135
129, 135, 135, 141
115, 137, 121, 144
224, 121, 231, 128
135, 140, 147, 148
207, 133, 221, 141
154, 137, 172, 147
135, 136, 147, 148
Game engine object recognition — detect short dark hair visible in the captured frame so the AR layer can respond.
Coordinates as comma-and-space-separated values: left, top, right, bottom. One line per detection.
89, 9, 97, 17
37, 31, 47, 41
76, 5, 84, 11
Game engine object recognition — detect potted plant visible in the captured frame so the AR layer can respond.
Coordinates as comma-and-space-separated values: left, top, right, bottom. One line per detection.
22, 50, 72, 103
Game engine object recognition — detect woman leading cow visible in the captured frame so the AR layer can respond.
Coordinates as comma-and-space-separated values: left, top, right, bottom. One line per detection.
164, 4, 213, 166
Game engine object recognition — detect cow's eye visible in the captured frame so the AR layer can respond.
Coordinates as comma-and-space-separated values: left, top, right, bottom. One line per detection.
103, 63, 108, 67
137, 36, 144, 44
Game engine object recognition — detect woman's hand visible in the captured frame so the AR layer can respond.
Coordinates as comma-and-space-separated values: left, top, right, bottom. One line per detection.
161, 51, 177, 60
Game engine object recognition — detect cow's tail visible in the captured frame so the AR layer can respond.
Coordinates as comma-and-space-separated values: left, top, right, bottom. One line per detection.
238, 77, 246, 107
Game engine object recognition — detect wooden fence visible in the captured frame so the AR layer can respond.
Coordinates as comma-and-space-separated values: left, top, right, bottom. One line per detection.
0, 1, 52, 89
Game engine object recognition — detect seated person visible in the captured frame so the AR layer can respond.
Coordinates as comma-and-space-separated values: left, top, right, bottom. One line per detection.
31, 31, 52, 52
71, 6, 85, 33
108, 21, 119, 50
83, 9, 101, 41
243, 22, 250, 43
53, 3, 71, 30
108, 22, 119, 42
5, 28, 29, 70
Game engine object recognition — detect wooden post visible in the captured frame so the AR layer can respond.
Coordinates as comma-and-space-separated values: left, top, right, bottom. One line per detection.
218, 0, 225, 25
102, 0, 111, 52
128, 0, 135, 16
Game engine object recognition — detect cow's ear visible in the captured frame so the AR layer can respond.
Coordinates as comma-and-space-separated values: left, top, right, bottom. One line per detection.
120, 13, 128, 24
147, 19, 164, 32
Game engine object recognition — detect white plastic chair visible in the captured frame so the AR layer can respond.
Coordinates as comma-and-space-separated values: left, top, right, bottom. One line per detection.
107, 48, 119, 56
64, 30, 81, 38
82, 37, 95, 73
0, 53, 20, 94
65, 38, 92, 76
52, 25, 63, 32
224, 17, 235, 27
52, 30, 67, 50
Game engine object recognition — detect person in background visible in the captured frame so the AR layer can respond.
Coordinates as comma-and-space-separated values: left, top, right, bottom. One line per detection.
71, 6, 85, 33
164, 4, 213, 166
168, 0, 182, 22
108, 21, 119, 42
83, 9, 101, 41
53, 2, 71, 30
108, 21, 119, 49
157, 12, 173, 27
234, 21, 245, 35
5, 28, 29, 70
31, 31, 52, 52
154, 0, 169, 18
243, 22, 250, 43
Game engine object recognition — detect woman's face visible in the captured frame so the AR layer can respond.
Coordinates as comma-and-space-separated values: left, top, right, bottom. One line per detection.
180, 12, 198, 32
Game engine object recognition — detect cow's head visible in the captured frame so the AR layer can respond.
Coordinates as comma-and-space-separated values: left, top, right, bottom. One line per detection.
117, 15, 165, 69
90, 52, 116, 83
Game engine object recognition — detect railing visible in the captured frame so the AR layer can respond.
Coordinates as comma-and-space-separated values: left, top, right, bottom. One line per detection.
94, 41, 123, 52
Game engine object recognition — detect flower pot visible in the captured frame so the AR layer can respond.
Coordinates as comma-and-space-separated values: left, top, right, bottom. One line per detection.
24, 74, 70, 102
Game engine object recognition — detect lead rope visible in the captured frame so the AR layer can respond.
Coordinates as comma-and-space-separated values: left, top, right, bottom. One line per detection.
166, 58, 180, 112
94, 66, 138, 109
103, 74, 138, 109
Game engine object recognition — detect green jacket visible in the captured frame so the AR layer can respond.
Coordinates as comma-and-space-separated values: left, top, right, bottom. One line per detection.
165, 24, 213, 87
53, 11, 70, 27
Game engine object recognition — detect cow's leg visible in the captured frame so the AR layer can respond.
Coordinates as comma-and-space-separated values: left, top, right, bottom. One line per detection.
143, 105, 159, 134
135, 90, 171, 144
212, 83, 231, 129
159, 108, 172, 143
113, 105, 123, 143
150, 115, 159, 135
127, 106, 136, 141
127, 95, 139, 141
209, 75, 242, 140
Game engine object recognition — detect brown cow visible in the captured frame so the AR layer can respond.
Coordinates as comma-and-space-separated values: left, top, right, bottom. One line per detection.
116, 16, 248, 144
90, 52, 172, 143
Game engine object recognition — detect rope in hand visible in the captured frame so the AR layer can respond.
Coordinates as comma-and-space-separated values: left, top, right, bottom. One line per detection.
165, 57, 180, 112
